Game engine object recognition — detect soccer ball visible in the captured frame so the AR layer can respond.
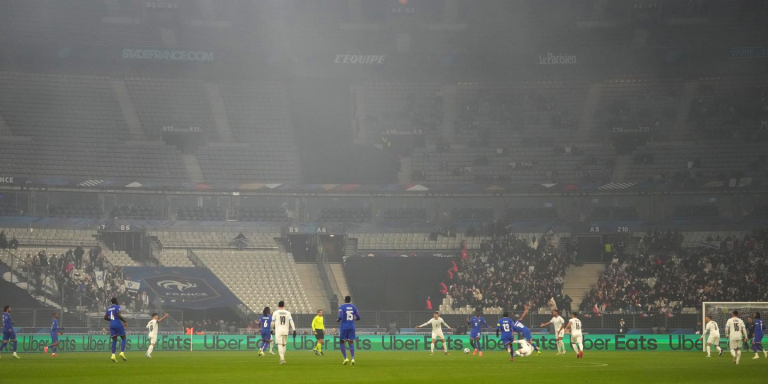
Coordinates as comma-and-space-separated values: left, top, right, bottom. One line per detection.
463, 348, 470, 354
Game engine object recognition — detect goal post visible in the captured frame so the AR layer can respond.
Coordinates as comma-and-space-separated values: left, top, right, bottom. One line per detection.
702, 302, 768, 352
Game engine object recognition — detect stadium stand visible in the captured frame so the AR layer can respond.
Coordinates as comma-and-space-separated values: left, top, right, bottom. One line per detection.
110, 204, 162, 220
194, 249, 310, 313
48, 204, 103, 219
125, 78, 215, 140
581, 230, 768, 315
352, 232, 487, 251
445, 231, 567, 314
319, 207, 371, 223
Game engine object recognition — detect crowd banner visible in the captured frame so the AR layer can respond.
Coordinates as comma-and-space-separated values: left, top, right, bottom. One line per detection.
15, 334, 713, 353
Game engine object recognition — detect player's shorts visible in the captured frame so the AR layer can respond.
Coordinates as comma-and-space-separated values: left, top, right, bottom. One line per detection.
729, 339, 742, 350
555, 329, 565, 339
432, 330, 445, 340
109, 324, 126, 337
501, 336, 513, 346
261, 330, 272, 341
570, 333, 583, 344
520, 329, 532, 341
706, 335, 720, 345
51, 333, 59, 343
149, 334, 157, 344
340, 328, 356, 341
517, 346, 533, 356
276, 334, 288, 345
470, 331, 481, 339
315, 329, 325, 340
3, 329, 16, 341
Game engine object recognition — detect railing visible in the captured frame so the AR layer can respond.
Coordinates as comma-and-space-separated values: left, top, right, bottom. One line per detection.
187, 249, 204, 268
318, 251, 341, 300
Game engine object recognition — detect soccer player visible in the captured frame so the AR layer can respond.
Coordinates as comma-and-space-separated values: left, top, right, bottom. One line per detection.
467, 309, 489, 356
271, 301, 296, 365
337, 295, 360, 365
541, 309, 566, 355
104, 298, 128, 362
512, 306, 540, 354
725, 310, 748, 365
751, 312, 766, 359
496, 312, 515, 361
145, 312, 168, 358
258, 307, 272, 357
512, 339, 534, 357
311, 309, 325, 356
702, 315, 723, 357
416, 311, 452, 355
45, 312, 61, 356
1, 306, 20, 359
561, 311, 584, 358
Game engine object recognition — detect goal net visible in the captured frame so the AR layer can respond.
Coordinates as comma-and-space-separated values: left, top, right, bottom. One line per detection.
702, 302, 768, 351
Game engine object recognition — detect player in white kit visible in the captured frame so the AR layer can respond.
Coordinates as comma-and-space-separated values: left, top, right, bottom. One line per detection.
725, 310, 748, 365
512, 339, 534, 357
561, 312, 584, 359
145, 313, 168, 358
271, 301, 296, 364
701, 315, 723, 357
540, 309, 566, 355
415, 311, 452, 355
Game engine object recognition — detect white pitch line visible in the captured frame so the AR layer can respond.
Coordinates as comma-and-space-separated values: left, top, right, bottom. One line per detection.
565, 362, 608, 368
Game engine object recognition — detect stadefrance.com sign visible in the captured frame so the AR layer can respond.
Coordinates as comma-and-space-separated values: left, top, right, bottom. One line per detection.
14, 334, 713, 353
122, 49, 214, 62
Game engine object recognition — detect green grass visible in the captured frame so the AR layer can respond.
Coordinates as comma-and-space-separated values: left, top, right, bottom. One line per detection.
1, 350, 765, 383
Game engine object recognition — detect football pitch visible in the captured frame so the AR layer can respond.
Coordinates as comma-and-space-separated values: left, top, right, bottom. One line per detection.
1, 351, 765, 384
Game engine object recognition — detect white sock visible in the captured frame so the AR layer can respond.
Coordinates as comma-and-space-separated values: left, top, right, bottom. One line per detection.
736, 349, 741, 359
443, 341, 447, 353
706, 345, 711, 356
716, 346, 722, 353
270, 341, 274, 352
730, 349, 737, 358
572, 343, 578, 354
278, 344, 285, 360
578, 342, 584, 352
431, 343, 435, 353
147, 344, 154, 355
558, 340, 565, 353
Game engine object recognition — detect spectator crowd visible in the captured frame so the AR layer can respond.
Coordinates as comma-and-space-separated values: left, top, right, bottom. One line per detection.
447, 229, 568, 313
16, 243, 155, 314
581, 230, 768, 315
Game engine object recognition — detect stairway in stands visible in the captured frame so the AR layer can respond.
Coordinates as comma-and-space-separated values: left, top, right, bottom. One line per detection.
182, 154, 206, 183
344, 238, 358, 259
294, 264, 329, 311
562, 263, 605, 309
329, 263, 351, 298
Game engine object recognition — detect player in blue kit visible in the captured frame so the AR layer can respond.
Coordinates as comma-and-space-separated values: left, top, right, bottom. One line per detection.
1, 306, 20, 359
45, 312, 61, 356
512, 306, 540, 355
258, 307, 273, 357
496, 312, 515, 361
752, 312, 766, 359
467, 309, 489, 356
337, 295, 360, 366
104, 298, 128, 362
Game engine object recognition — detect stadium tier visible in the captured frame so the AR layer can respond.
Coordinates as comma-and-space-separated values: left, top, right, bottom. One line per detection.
1, 2, 768, 381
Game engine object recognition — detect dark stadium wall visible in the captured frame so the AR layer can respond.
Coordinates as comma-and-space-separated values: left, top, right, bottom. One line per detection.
344, 257, 452, 311
287, 79, 398, 184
